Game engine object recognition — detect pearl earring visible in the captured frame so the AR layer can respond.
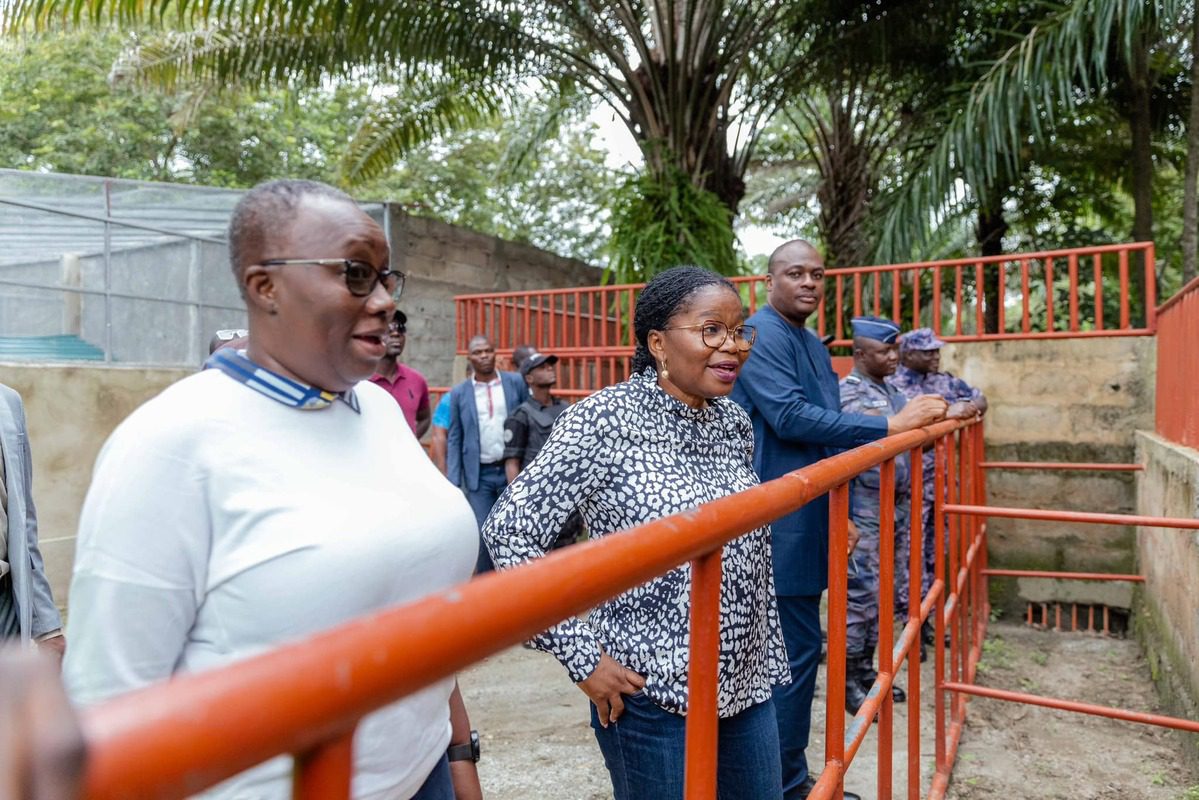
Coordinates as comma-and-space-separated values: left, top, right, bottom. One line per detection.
660, 359, 669, 380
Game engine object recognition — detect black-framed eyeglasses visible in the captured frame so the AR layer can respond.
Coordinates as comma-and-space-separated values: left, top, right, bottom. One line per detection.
660, 321, 757, 350
259, 259, 405, 302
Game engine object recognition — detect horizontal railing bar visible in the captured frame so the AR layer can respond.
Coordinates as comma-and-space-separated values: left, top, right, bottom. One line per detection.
1156, 273, 1199, 315
982, 569, 1145, 582
940, 683, 1199, 733
980, 462, 1143, 472
945, 504, 1199, 529
807, 242, 1153, 277
79, 421, 974, 799
454, 243, 1151, 301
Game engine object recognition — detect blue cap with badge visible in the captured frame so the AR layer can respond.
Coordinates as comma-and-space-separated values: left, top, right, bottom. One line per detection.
851, 315, 901, 344
899, 327, 946, 352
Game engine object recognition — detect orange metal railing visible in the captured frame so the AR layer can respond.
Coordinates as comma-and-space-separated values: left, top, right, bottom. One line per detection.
455, 242, 1156, 395
75, 419, 980, 800
1155, 273, 1199, 450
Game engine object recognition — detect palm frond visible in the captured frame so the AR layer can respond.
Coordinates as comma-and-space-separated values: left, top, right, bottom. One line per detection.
338, 73, 508, 184
873, 0, 1188, 263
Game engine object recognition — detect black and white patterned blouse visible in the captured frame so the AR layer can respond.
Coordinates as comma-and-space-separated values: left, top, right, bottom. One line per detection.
482, 368, 789, 717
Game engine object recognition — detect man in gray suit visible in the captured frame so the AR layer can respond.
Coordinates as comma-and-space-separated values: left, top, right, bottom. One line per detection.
446, 335, 529, 574
0, 383, 64, 659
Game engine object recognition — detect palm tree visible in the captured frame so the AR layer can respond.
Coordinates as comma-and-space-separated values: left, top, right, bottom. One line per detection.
4, 0, 833, 273
875, 0, 1187, 266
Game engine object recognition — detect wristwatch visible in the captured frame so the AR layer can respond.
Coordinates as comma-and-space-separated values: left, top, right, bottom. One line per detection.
447, 730, 480, 763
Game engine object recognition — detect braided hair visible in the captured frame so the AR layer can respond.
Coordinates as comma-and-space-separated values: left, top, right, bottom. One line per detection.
631, 265, 738, 374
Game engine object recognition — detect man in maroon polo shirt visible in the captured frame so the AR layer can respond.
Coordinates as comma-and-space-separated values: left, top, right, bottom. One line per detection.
370, 310, 432, 438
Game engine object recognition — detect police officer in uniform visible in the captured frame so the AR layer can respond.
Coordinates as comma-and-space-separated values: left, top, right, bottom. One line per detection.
889, 328, 986, 645
502, 352, 583, 549
839, 316, 910, 714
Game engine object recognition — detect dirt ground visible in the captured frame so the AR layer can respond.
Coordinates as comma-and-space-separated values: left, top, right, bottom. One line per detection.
460, 622, 1199, 799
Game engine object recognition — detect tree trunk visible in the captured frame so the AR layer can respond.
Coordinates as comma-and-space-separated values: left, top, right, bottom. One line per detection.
977, 191, 1007, 334
1128, 28, 1154, 320
1182, 11, 1199, 285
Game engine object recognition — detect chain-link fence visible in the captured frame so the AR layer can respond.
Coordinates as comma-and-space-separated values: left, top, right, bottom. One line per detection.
0, 170, 384, 366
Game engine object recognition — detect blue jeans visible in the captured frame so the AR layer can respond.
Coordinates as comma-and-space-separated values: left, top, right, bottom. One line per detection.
772, 594, 822, 799
590, 692, 782, 800
410, 755, 453, 800
464, 462, 507, 573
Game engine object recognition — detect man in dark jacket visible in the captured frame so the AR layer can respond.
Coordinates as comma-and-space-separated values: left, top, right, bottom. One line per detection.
732, 240, 945, 800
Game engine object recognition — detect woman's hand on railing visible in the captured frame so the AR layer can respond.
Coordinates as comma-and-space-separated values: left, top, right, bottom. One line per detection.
887, 395, 949, 434
578, 651, 647, 728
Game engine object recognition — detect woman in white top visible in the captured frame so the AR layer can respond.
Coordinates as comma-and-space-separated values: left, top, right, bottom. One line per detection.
64, 180, 480, 800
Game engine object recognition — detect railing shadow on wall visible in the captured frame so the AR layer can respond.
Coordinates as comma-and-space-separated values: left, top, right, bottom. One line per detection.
73, 419, 983, 800
454, 242, 1157, 394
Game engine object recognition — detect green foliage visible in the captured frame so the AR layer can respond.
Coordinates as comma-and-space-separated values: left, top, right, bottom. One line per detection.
605, 169, 739, 283
362, 116, 619, 266
0, 29, 371, 186
0, 30, 618, 263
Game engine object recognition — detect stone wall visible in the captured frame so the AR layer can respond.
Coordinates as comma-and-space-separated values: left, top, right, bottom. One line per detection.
1133, 431, 1199, 765
940, 336, 1156, 614
388, 212, 600, 388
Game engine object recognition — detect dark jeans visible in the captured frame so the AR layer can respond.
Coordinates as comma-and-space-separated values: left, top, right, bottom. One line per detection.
464, 462, 507, 574
410, 755, 453, 800
590, 692, 782, 800
772, 594, 823, 799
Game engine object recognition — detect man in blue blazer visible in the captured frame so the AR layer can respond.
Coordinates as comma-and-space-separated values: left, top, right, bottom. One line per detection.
0, 383, 64, 658
447, 335, 529, 573
732, 240, 945, 799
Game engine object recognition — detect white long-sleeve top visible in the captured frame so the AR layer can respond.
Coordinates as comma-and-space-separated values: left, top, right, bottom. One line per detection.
65, 369, 477, 800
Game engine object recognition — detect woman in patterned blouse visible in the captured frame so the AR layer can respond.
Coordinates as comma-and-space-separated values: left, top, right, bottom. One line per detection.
483, 266, 789, 799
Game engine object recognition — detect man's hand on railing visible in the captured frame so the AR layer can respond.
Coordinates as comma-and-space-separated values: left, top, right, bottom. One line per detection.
0, 648, 85, 800
579, 651, 647, 728
947, 401, 981, 420
887, 394, 948, 434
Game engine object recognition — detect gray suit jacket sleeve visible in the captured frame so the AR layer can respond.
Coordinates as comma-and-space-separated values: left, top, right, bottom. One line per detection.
1, 384, 62, 639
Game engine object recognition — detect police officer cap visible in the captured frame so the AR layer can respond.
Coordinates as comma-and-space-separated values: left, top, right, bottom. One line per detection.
851, 315, 901, 344
899, 327, 946, 352
519, 352, 559, 376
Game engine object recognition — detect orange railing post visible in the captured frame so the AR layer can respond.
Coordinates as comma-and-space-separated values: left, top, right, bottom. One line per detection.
906, 445, 923, 800
826, 483, 850, 800
683, 552, 722, 800
877, 458, 896, 800
293, 728, 355, 800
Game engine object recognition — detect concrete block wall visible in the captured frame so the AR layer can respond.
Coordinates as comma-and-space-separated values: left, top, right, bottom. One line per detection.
941, 336, 1156, 614
1133, 432, 1199, 764
389, 212, 601, 388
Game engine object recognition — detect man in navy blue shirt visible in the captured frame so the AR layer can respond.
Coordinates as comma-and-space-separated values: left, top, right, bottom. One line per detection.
733, 239, 946, 799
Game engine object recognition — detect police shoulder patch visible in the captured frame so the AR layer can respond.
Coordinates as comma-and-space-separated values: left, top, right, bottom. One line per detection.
503, 428, 514, 443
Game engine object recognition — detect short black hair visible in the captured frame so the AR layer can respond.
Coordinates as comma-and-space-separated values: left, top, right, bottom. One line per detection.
631, 265, 737, 373
512, 343, 537, 368
227, 179, 356, 291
